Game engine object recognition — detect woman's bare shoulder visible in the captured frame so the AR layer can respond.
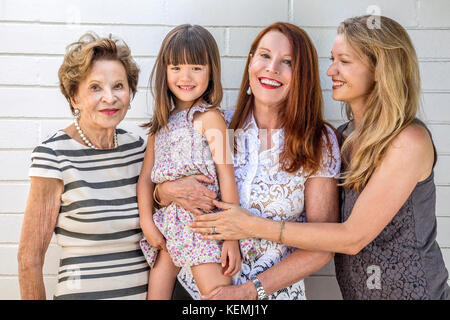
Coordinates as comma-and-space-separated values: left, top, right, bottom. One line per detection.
391, 123, 433, 154
385, 123, 434, 181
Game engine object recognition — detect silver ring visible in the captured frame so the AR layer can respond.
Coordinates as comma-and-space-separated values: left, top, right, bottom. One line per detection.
211, 226, 216, 234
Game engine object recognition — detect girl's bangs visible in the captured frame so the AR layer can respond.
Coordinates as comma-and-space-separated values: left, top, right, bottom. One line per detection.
163, 35, 209, 66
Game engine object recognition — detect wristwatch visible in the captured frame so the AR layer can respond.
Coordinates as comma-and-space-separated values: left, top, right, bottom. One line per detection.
251, 277, 269, 300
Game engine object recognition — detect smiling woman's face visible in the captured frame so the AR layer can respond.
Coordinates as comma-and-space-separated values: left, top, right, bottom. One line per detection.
248, 30, 293, 109
71, 59, 130, 131
327, 34, 375, 108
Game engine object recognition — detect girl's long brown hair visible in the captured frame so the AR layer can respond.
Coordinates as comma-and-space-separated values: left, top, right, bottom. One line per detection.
230, 22, 334, 175
142, 24, 222, 134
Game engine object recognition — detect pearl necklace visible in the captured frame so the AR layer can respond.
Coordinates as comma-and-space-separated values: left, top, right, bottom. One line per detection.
73, 118, 118, 149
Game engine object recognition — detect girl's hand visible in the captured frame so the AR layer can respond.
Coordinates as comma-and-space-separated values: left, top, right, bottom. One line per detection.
190, 200, 255, 240
158, 175, 217, 215
143, 223, 167, 252
221, 240, 241, 276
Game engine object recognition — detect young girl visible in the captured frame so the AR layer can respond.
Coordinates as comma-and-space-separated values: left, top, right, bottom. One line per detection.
137, 24, 257, 299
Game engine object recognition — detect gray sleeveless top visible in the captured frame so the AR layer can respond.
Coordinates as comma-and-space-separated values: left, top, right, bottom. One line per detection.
334, 120, 450, 300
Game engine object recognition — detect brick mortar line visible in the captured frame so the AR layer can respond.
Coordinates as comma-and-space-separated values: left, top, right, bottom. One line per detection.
0, 180, 29, 183
288, 0, 294, 22
224, 28, 231, 57
0, 213, 25, 215
416, 0, 421, 27
0, 21, 285, 28
0, 20, 449, 30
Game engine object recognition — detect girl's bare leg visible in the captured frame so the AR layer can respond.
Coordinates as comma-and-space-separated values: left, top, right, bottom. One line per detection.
191, 263, 232, 296
147, 250, 180, 300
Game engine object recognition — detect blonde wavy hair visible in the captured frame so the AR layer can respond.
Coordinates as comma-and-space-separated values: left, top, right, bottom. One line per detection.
339, 16, 421, 192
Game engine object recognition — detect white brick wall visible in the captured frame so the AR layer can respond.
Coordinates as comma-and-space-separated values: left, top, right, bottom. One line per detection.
1, 0, 449, 300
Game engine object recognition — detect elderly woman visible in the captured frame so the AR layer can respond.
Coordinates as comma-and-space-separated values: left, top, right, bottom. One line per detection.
17, 33, 149, 300
154, 22, 341, 300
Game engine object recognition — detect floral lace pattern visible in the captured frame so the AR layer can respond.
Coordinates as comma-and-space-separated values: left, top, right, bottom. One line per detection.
177, 110, 341, 300
335, 183, 431, 299
334, 121, 450, 300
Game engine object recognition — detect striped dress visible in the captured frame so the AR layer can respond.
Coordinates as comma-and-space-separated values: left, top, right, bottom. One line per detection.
29, 128, 149, 300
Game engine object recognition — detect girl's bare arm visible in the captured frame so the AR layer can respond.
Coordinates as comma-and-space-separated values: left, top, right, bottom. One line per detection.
137, 134, 156, 234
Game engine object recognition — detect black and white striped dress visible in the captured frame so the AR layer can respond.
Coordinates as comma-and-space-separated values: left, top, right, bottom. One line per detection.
29, 129, 149, 300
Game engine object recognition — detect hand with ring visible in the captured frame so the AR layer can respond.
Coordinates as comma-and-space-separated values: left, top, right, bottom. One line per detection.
190, 200, 255, 240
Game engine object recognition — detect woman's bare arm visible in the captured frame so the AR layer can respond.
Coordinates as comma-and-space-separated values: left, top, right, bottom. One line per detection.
279, 124, 434, 254
201, 177, 338, 299
17, 177, 63, 299
193, 124, 434, 256
245, 177, 338, 296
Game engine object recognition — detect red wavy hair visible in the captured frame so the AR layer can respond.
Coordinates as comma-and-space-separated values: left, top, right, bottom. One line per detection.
230, 22, 334, 175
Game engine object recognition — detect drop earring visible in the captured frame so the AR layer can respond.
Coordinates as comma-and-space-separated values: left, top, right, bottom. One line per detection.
73, 109, 80, 119
247, 86, 252, 95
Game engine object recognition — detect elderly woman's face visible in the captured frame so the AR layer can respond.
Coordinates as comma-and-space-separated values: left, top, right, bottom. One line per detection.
248, 31, 292, 109
71, 59, 130, 130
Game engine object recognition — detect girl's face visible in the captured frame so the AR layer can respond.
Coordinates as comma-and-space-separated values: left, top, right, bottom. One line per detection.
327, 34, 375, 108
71, 59, 130, 130
167, 63, 210, 109
248, 30, 293, 109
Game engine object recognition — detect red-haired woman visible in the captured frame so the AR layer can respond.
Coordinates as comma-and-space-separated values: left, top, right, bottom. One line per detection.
155, 22, 341, 300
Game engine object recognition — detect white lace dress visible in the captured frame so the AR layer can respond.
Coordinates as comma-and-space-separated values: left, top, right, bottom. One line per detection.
177, 110, 341, 299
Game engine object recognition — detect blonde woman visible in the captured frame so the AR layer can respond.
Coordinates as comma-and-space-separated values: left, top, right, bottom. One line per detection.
191, 16, 450, 300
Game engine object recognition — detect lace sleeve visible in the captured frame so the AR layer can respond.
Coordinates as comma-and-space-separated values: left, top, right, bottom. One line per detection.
310, 125, 341, 179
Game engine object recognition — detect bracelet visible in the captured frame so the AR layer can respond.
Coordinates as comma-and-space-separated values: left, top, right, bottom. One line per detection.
251, 277, 269, 300
278, 221, 285, 244
153, 184, 162, 207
